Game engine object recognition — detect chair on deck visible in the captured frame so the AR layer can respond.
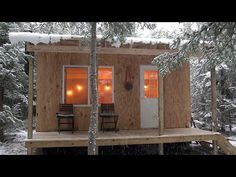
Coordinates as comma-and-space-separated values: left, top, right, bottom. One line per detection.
99, 103, 119, 132
56, 104, 75, 134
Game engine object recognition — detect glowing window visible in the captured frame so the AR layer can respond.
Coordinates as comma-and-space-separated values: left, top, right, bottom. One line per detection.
98, 68, 113, 104
64, 67, 88, 104
144, 71, 158, 98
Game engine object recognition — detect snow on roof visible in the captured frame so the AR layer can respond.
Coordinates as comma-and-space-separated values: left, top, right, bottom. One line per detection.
9, 32, 173, 47
125, 37, 173, 45
110, 37, 173, 48
9, 32, 83, 45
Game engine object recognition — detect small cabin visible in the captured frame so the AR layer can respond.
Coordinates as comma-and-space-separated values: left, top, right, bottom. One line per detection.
25, 37, 191, 132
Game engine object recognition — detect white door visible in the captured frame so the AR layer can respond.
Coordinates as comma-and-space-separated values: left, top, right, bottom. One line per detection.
140, 65, 159, 128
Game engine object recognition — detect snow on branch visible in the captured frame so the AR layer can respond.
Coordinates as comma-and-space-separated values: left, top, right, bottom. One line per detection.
152, 51, 188, 76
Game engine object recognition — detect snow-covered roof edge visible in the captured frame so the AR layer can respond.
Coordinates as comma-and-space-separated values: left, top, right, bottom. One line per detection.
9, 32, 174, 47
9, 32, 83, 45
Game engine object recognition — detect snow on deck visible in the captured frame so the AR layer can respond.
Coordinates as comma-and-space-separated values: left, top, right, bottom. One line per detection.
9, 32, 173, 47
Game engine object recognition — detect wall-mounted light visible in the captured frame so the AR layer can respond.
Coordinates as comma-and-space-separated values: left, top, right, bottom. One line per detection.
144, 85, 148, 89
76, 85, 83, 91
67, 90, 73, 96
105, 85, 111, 91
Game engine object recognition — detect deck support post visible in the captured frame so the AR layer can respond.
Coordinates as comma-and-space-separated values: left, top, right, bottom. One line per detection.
211, 66, 218, 155
27, 57, 34, 155
159, 143, 164, 155
213, 140, 218, 155
27, 148, 32, 155
158, 74, 164, 155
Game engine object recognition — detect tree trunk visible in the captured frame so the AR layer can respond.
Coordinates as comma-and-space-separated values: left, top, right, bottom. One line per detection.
0, 87, 3, 111
219, 68, 225, 132
88, 22, 99, 155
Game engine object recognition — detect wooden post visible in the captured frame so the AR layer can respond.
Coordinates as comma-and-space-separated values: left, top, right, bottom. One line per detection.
158, 73, 164, 155
212, 140, 217, 155
27, 148, 32, 155
159, 143, 164, 155
211, 66, 218, 155
27, 58, 34, 155
158, 74, 164, 135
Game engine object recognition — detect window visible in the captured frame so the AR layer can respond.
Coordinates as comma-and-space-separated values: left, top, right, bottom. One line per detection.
64, 67, 88, 105
63, 66, 113, 105
98, 67, 113, 104
144, 71, 158, 98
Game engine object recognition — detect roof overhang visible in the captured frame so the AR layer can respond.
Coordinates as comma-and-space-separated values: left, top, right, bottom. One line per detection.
26, 43, 175, 56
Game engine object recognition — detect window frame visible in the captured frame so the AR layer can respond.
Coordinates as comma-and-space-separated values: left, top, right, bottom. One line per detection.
62, 65, 114, 107
62, 65, 90, 107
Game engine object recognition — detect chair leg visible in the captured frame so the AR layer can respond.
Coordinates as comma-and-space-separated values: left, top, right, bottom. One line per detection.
58, 119, 60, 134
72, 118, 74, 133
101, 118, 104, 132
114, 116, 118, 132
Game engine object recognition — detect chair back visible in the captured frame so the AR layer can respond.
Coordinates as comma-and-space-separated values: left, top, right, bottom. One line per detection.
100, 103, 115, 114
59, 104, 74, 113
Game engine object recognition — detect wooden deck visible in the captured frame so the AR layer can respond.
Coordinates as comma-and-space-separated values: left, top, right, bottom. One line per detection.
25, 128, 220, 149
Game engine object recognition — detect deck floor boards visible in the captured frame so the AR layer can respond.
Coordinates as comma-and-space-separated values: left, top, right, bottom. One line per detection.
25, 128, 220, 148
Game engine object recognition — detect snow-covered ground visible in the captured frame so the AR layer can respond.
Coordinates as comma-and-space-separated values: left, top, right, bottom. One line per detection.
0, 130, 27, 155
227, 136, 236, 147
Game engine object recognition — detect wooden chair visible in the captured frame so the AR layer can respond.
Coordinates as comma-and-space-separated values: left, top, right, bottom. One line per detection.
99, 103, 119, 132
56, 104, 75, 134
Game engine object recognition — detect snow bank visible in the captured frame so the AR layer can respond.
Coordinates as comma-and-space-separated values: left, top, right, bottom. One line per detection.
0, 130, 27, 155
229, 140, 236, 147
9, 32, 83, 45
228, 135, 236, 147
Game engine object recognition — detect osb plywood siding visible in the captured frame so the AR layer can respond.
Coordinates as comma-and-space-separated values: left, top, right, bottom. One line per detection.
98, 54, 150, 130
163, 63, 191, 128
36, 52, 153, 131
36, 51, 191, 132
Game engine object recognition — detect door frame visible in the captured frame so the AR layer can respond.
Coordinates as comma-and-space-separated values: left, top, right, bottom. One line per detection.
140, 65, 159, 128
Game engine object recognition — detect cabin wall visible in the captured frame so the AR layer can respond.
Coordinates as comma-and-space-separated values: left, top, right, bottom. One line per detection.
36, 52, 191, 132
164, 63, 191, 128
36, 52, 152, 131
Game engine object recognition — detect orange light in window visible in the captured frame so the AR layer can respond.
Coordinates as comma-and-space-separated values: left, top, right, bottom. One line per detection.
144, 70, 158, 98
105, 85, 111, 91
76, 85, 83, 91
67, 90, 73, 96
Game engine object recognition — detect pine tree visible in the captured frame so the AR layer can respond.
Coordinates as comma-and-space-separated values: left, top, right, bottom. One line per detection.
0, 44, 29, 136
152, 22, 236, 76
152, 22, 236, 135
